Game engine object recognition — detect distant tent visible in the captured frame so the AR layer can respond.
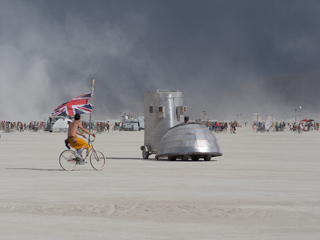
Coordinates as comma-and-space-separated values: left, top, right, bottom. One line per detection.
251, 113, 262, 123
265, 116, 272, 130
52, 119, 71, 132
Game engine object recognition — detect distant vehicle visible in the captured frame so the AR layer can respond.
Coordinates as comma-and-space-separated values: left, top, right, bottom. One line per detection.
45, 116, 70, 132
52, 118, 71, 132
123, 119, 140, 131
137, 116, 144, 130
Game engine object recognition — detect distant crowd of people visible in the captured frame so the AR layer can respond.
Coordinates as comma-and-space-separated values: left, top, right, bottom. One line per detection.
2, 117, 319, 135
204, 121, 238, 134
0, 119, 111, 134
291, 121, 319, 133
81, 121, 110, 133
253, 120, 319, 133
0, 121, 45, 132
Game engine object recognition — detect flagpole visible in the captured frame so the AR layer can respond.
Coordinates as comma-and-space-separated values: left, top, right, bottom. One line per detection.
89, 78, 95, 144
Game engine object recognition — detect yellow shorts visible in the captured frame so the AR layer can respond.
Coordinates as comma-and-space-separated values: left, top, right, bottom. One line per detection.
68, 136, 89, 150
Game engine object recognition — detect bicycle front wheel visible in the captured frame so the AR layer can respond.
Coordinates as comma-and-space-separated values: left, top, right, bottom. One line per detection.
90, 150, 106, 170
59, 150, 77, 171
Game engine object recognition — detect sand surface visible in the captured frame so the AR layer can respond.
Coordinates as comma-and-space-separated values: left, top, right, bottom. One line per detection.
0, 127, 319, 239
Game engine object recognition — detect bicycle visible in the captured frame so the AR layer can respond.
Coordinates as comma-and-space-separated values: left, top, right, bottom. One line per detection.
59, 137, 106, 171
92, 127, 103, 135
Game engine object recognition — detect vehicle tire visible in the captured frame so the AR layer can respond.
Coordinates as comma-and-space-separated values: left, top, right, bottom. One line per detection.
191, 155, 200, 161
203, 155, 212, 161
59, 150, 77, 171
90, 150, 106, 170
142, 148, 149, 159
168, 156, 176, 161
181, 155, 189, 161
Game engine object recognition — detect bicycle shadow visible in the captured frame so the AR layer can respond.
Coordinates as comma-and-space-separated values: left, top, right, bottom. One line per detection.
106, 157, 155, 161
6, 168, 64, 171
6, 168, 102, 171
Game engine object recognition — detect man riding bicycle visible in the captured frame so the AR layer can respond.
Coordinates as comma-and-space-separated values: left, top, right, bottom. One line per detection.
67, 113, 95, 165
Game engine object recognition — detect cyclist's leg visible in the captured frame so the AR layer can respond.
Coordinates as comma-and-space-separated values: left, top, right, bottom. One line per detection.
69, 137, 89, 164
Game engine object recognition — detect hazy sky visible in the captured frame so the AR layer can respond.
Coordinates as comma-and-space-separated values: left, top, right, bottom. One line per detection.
1, 0, 320, 121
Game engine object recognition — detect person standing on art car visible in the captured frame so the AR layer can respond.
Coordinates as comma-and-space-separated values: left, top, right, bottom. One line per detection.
184, 116, 189, 124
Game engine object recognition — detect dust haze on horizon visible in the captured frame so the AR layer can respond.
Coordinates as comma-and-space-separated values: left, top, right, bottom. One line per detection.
1, 0, 320, 123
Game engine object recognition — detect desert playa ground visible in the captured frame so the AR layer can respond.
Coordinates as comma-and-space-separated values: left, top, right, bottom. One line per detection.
0, 127, 319, 239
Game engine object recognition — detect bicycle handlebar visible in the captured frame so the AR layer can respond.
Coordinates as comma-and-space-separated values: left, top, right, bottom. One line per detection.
82, 134, 95, 143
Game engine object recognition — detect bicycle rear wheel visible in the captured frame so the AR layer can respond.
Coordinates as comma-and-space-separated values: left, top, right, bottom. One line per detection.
59, 150, 77, 171
90, 150, 106, 170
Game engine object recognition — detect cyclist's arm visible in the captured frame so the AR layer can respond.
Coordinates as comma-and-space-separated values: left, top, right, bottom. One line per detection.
76, 129, 86, 138
78, 123, 95, 137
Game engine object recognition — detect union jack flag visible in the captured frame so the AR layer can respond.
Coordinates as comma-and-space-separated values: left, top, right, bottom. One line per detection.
51, 92, 93, 116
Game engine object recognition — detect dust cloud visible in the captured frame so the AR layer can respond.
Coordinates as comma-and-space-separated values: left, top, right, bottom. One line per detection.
1, 0, 320, 122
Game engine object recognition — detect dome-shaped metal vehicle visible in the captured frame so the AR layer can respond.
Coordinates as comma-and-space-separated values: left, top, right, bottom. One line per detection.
140, 89, 222, 161
156, 122, 222, 161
